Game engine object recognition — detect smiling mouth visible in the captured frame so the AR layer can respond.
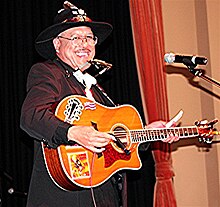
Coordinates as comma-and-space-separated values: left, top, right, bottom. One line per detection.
76, 49, 91, 58
76, 52, 89, 57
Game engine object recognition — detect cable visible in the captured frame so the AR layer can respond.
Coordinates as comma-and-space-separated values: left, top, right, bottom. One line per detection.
90, 152, 97, 207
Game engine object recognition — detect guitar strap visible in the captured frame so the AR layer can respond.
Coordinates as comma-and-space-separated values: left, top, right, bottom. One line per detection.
91, 84, 116, 107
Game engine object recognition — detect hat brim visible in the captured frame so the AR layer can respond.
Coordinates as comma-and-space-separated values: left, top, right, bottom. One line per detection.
35, 21, 113, 59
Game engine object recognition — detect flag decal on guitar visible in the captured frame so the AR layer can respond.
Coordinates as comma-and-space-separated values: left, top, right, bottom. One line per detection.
84, 101, 96, 110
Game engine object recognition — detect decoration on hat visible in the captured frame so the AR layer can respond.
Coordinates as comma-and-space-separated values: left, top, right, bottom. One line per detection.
61, 1, 88, 22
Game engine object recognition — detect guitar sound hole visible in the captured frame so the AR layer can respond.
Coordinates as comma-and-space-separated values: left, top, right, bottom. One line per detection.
113, 126, 128, 147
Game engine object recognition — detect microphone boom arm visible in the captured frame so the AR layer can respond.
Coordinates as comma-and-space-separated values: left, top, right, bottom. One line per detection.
187, 65, 220, 88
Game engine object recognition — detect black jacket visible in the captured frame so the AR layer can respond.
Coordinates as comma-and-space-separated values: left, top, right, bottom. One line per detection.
20, 60, 123, 207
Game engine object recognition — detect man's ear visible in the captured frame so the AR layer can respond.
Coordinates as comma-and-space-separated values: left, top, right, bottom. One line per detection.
53, 38, 60, 52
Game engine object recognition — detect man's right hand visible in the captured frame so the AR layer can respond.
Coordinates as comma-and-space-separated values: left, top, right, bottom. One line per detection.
67, 126, 115, 153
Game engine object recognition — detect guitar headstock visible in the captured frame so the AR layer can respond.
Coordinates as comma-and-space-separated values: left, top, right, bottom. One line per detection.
195, 119, 219, 143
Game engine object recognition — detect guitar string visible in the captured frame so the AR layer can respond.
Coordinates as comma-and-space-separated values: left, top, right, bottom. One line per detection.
111, 130, 197, 142
113, 128, 199, 137
90, 152, 97, 207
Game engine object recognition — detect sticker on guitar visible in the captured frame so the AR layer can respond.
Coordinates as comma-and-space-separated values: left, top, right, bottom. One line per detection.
63, 97, 84, 124
68, 151, 91, 179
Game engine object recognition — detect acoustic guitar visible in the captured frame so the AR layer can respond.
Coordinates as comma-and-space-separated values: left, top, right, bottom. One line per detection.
42, 95, 217, 191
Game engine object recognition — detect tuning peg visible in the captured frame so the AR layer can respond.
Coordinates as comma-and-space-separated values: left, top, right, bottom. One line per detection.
195, 119, 218, 127
212, 130, 220, 135
196, 119, 219, 144
207, 119, 218, 127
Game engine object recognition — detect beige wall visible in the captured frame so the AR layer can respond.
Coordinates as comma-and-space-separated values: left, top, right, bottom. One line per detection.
162, 0, 220, 206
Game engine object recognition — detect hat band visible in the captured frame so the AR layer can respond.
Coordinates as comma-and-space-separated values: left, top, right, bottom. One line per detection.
63, 16, 92, 23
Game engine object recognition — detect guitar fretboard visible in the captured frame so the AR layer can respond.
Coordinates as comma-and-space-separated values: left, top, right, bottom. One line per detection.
130, 126, 199, 143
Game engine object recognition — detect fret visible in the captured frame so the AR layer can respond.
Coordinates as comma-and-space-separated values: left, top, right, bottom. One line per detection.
160, 128, 167, 140
183, 127, 188, 137
131, 130, 142, 143
178, 126, 198, 138
150, 129, 156, 140
140, 130, 145, 142
174, 128, 180, 137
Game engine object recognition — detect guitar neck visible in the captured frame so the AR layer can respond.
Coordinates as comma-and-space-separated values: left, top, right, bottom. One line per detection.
130, 126, 199, 143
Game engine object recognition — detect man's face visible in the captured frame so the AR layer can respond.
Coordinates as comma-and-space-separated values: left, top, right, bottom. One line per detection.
54, 26, 96, 71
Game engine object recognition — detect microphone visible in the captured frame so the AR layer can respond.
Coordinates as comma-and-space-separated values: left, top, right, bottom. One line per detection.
88, 59, 112, 77
164, 53, 208, 66
89, 59, 112, 70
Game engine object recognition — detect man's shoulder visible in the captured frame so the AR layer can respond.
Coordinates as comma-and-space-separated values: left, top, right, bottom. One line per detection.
28, 60, 65, 81
31, 60, 62, 73
32, 60, 57, 69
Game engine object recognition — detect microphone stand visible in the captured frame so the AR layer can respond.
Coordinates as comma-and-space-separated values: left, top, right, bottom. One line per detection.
186, 65, 220, 89
0, 169, 27, 198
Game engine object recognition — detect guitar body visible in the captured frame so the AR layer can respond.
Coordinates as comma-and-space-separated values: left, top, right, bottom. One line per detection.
43, 95, 144, 190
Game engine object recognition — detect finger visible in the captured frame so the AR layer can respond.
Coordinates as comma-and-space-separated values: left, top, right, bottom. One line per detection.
174, 136, 180, 141
91, 140, 110, 148
95, 132, 115, 141
90, 135, 112, 145
108, 134, 116, 141
88, 146, 105, 153
163, 135, 178, 143
163, 137, 172, 143
166, 110, 183, 128
145, 121, 166, 129
167, 136, 179, 143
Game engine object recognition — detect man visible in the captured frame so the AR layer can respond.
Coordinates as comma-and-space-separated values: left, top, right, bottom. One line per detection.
20, 2, 178, 207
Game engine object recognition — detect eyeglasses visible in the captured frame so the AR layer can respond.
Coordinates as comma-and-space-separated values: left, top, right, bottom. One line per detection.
58, 35, 98, 46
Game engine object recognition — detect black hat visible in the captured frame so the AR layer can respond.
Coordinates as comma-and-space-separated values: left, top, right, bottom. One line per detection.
35, 1, 113, 59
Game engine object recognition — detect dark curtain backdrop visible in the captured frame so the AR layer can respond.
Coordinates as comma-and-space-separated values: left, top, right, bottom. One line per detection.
1, 1, 155, 206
